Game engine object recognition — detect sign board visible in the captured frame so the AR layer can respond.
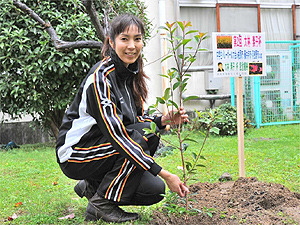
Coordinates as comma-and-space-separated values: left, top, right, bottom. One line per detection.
212, 32, 266, 77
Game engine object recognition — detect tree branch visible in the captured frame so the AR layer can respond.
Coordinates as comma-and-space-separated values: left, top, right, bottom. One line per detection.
82, 0, 106, 42
134, 0, 145, 19
12, 0, 102, 51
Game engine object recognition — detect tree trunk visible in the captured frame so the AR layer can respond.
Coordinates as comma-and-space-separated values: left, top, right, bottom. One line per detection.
47, 108, 65, 140
49, 120, 59, 140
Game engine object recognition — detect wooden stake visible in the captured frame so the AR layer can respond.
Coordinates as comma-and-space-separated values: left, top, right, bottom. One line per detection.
236, 76, 245, 177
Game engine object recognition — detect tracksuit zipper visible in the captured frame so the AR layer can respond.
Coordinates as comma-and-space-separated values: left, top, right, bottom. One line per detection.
124, 78, 135, 122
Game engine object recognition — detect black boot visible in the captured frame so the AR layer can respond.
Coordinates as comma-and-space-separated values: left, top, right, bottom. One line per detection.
85, 193, 139, 223
74, 180, 97, 200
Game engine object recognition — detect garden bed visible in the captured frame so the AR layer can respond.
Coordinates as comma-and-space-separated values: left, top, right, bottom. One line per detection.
150, 177, 300, 225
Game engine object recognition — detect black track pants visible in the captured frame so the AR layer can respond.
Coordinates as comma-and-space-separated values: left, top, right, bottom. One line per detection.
59, 122, 165, 205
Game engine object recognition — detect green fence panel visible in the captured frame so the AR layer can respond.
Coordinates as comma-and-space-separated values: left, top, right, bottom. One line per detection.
231, 41, 300, 128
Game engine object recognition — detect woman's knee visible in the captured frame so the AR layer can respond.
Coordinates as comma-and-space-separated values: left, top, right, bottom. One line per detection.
137, 172, 165, 195
152, 176, 166, 195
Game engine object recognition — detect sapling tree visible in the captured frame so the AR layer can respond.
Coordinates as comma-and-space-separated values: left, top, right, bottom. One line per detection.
144, 21, 220, 212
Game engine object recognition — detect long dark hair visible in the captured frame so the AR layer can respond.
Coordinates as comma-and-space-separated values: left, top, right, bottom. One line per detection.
102, 14, 149, 108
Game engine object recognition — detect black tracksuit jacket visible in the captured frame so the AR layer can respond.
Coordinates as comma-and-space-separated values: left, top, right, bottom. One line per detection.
56, 52, 163, 177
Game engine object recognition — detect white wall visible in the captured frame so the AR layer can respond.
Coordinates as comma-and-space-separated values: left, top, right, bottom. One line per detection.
143, 0, 179, 111
142, 0, 163, 109
0, 112, 33, 123
143, 0, 298, 113
143, 0, 231, 112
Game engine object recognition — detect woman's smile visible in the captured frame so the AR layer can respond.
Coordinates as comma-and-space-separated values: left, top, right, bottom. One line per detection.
109, 25, 143, 67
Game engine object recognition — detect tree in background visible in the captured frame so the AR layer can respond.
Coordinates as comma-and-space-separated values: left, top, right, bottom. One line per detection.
0, 0, 150, 139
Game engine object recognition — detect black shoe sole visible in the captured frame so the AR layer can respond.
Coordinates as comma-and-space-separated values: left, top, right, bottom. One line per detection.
85, 212, 139, 223
85, 203, 140, 223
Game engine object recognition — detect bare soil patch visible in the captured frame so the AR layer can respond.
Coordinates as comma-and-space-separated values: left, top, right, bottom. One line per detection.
149, 177, 300, 225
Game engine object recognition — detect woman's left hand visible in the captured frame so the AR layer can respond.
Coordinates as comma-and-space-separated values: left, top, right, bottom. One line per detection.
161, 107, 189, 126
158, 169, 189, 197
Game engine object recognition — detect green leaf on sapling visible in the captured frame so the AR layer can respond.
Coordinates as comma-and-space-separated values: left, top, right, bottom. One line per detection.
186, 30, 199, 35
143, 128, 152, 135
184, 138, 198, 143
192, 152, 197, 160
183, 95, 199, 102
173, 82, 181, 90
177, 21, 184, 31
161, 54, 172, 63
196, 164, 206, 168
150, 122, 157, 132
156, 97, 165, 104
182, 39, 191, 46
169, 100, 179, 110
163, 88, 171, 100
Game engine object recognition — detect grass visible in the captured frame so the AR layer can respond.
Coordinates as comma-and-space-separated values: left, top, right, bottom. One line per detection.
0, 124, 299, 224
159, 124, 300, 192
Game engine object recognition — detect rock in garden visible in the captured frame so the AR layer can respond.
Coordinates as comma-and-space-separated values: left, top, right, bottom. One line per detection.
219, 172, 232, 182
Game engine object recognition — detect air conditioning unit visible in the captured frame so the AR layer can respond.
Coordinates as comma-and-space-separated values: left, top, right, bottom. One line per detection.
261, 50, 293, 119
204, 69, 223, 91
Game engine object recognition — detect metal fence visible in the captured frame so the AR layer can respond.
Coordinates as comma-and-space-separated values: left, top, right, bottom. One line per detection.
231, 41, 300, 128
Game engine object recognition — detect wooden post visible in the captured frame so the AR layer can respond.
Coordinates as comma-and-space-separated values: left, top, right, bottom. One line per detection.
236, 76, 245, 177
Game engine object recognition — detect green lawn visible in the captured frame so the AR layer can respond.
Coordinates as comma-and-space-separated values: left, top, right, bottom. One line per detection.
0, 124, 299, 224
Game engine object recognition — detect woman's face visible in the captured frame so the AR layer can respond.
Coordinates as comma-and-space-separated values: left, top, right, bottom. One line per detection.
109, 25, 143, 67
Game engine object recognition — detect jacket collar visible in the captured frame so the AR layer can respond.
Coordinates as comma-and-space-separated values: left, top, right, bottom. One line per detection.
110, 50, 139, 80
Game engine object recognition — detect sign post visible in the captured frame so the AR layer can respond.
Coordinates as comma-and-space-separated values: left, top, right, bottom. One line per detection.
236, 76, 245, 177
212, 32, 266, 177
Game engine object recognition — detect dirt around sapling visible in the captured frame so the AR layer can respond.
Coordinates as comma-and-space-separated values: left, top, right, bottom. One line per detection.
149, 177, 300, 225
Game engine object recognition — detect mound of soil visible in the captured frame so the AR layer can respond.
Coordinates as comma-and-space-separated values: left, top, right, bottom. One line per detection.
149, 177, 300, 225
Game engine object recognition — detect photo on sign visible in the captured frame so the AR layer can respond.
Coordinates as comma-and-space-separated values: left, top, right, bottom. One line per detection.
216, 36, 232, 49
218, 62, 224, 72
249, 62, 263, 75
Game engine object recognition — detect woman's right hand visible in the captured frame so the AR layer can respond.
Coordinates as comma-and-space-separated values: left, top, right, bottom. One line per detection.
161, 107, 189, 126
158, 169, 189, 197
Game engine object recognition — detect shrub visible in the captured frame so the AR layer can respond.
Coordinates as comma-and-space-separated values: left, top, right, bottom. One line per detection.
196, 103, 252, 136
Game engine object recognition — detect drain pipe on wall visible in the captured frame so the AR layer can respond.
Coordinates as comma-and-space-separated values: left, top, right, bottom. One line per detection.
159, 0, 168, 116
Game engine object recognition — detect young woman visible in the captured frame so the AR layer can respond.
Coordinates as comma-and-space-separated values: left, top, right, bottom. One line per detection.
56, 14, 189, 223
